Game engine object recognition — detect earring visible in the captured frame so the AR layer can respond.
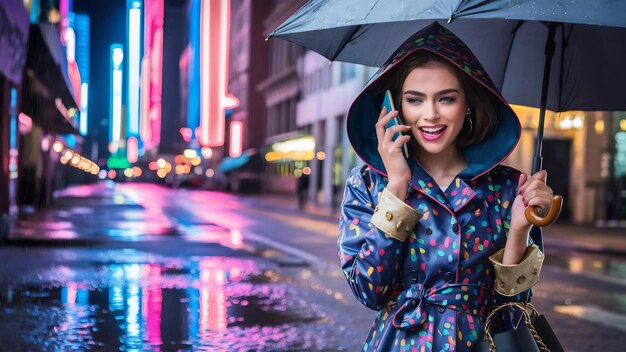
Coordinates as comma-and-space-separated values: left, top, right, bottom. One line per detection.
461, 107, 473, 139
465, 113, 473, 136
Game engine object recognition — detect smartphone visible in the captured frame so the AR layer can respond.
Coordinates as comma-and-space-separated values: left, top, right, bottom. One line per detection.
382, 90, 410, 158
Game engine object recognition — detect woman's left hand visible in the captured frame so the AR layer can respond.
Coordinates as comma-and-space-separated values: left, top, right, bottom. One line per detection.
510, 170, 553, 235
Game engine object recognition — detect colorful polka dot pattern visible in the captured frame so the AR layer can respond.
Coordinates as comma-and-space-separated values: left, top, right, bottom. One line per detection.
338, 164, 523, 352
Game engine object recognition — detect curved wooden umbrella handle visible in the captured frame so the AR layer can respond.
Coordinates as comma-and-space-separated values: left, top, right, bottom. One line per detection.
524, 195, 563, 227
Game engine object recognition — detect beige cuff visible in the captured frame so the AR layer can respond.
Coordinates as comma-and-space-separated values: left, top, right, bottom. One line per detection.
370, 188, 421, 242
489, 244, 545, 296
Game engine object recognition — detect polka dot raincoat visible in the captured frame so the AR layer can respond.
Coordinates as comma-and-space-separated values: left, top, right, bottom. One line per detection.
338, 22, 540, 352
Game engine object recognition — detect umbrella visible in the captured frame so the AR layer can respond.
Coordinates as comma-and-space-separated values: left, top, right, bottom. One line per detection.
269, 0, 626, 227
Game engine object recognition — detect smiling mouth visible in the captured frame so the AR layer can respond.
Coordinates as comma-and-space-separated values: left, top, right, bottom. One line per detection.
419, 126, 447, 136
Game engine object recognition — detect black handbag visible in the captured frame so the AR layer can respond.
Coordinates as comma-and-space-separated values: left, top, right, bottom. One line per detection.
476, 302, 550, 352
526, 303, 565, 352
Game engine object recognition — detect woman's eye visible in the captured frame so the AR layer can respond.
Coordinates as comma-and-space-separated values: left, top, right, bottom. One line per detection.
405, 97, 421, 104
440, 96, 456, 104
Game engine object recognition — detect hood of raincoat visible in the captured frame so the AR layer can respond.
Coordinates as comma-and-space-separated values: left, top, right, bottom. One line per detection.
346, 22, 521, 181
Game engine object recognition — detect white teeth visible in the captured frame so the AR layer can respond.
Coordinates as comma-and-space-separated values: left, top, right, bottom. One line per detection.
421, 127, 444, 133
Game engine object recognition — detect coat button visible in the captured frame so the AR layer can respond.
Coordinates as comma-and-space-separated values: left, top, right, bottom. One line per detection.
437, 305, 446, 313
396, 220, 404, 230
385, 211, 393, 221
452, 223, 460, 234
444, 272, 454, 283
425, 227, 433, 235
409, 270, 418, 282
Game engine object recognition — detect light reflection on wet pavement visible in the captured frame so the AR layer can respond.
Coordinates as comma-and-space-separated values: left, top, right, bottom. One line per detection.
0, 255, 334, 351
544, 250, 626, 282
0, 183, 389, 350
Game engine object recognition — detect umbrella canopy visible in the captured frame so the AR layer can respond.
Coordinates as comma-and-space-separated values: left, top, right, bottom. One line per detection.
270, 0, 626, 112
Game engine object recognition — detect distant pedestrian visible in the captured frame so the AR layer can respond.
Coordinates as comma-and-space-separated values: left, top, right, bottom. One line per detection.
297, 173, 310, 209
338, 22, 554, 352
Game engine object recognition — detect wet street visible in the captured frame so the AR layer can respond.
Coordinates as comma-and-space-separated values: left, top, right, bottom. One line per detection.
1, 182, 626, 351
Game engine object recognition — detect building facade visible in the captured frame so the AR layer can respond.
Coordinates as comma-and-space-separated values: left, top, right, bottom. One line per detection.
222, 0, 270, 192
0, 0, 30, 237
257, 0, 307, 193
296, 52, 377, 209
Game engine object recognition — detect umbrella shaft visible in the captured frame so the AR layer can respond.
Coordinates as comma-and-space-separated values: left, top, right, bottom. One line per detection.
533, 23, 559, 174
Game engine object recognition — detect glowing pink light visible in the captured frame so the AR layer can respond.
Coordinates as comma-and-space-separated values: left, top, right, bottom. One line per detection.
140, 57, 152, 143
199, 259, 227, 331
142, 265, 163, 346
66, 283, 77, 304
229, 121, 243, 157
68, 60, 82, 108
199, 0, 239, 147
179, 127, 192, 142
18, 113, 32, 133
143, 0, 164, 151
127, 137, 139, 163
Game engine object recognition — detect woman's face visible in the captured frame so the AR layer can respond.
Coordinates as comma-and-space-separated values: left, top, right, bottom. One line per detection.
401, 61, 468, 159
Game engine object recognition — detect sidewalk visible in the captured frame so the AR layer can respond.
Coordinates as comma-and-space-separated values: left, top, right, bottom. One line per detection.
6, 183, 177, 245
239, 191, 626, 256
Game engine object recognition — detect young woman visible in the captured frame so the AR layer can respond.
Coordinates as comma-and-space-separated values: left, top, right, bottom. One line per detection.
338, 22, 553, 352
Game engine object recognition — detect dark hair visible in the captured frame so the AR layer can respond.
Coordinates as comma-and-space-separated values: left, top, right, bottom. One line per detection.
388, 51, 500, 147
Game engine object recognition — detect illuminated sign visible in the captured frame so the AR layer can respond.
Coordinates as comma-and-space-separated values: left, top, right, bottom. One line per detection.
110, 44, 124, 153
199, 0, 239, 147
188, 0, 201, 136
141, 0, 164, 151
265, 136, 316, 162
74, 13, 91, 136
107, 156, 131, 169
80, 83, 88, 135
229, 121, 243, 157
64, 25, 82, 109
127, 1, 142, 140
127, 137, 139, 163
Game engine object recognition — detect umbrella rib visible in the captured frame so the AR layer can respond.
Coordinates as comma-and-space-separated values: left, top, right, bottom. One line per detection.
498, 20, 525, 91
329, 25, 363, 61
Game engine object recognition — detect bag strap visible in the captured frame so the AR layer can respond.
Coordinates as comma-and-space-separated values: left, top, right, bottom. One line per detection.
483, 302, 550, 352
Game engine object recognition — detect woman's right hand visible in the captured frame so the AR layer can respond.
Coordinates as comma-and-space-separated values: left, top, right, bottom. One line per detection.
375, 107, 412, 200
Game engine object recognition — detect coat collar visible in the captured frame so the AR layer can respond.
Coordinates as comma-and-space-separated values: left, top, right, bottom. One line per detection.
409, 160, 477, 214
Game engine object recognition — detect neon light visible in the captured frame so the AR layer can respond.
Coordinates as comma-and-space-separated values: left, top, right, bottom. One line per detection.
65, 27, 76, 62
110, 44, 124, 153
127, 4, 142, 137
18, 113, 32, 134
140, 56, 152, 142
9, 88, 17, 149
188, 0, 201, 136
201, 147, 213, 159
136, 0, 164, 151
199, 0, 239, 147
80, 83, 88, 135
29, 0, 39, 23
127, 137, 138, 163
179, 127, 192, 142
229, 121, 243, 157
68, 60, 82, 108
183, 149, 197, 159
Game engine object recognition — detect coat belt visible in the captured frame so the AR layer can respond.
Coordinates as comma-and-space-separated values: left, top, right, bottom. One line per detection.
391, 283, 491, 331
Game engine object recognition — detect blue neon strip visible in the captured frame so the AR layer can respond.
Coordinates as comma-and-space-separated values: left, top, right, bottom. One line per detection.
9, 88, 17, 149
187, 0, 201, 136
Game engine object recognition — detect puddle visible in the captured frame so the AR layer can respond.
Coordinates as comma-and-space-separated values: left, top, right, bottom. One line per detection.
544, 251, 626, 281
0, 258, 325, 351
